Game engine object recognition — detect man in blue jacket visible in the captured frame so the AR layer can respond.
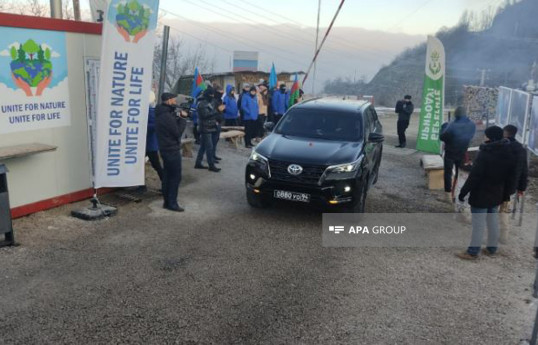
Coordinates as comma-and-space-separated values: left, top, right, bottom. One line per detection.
271, 84, 289, 124
242, 86, 259, 148
223, 85, 238, 126
146, 106, 163, 182
440, 106, 476, 200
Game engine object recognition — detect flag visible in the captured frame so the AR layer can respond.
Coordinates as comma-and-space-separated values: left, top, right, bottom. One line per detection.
289, 73, 301, 107
269, 63, 277, 89
416, 36, 445, 154
191, 67, 206, 98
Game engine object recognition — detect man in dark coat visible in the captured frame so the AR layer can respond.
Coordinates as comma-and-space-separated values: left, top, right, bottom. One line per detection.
146, 106, 163, 181
457, 126, 517, 259
499, 124, 529, 243
394, 95, 414, 148
440, 106, 476, 200
195, 86, 222, 172
155, 93, 188, 212
212, 84, 225, 162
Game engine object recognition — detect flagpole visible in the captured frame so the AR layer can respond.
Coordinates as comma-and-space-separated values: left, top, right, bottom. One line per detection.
158, 25, 170, 98
302, 0, 345, 86
313, 0, 321, 96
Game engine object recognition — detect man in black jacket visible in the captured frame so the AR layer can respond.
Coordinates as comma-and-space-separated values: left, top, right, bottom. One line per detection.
394, 95, 414, 148
440, 106, 476, 200
457, 126, 517, 259
195, 86, 223, 172
155, 93, 188, 212
499, 125, 529, 243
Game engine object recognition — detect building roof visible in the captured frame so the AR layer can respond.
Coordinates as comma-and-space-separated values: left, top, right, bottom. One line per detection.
177, 71, 305, 80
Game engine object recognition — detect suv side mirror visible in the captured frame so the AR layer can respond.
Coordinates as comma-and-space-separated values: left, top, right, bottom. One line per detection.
264, 122, 275, 132
368, 132, 384, 143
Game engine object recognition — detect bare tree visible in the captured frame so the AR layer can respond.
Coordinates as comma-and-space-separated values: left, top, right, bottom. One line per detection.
62, 1, 74, 20
14, 0, 49, 16
153, 37, 215, 93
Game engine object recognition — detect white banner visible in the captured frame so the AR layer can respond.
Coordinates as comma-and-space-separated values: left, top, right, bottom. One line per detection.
94, 0, 160, 188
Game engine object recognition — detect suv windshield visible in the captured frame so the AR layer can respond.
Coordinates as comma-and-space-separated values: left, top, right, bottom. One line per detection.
274, 108, 363, 141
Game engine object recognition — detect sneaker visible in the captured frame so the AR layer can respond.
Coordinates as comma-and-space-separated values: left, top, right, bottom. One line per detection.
395, 144, 403, 148
194, 164, 208, 169
214, 156, 222, 160
481, 248, 497, 257
456, 251, 478, 260
165, 205, 185, 212
208, 166, 221, 172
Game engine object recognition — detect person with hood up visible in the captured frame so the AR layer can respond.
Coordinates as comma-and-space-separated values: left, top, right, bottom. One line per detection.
223, 85, 239, 126
271, 83, 289, 124
256, 83, 269, 141
155, 92, 188, 212
500, 125, 529, 243
457, 126, 517, 260
237, 83, 250, 126
241, 85, 259, 148
394, 95, 414, 148
440, 106, 476, 201
195, 86, 223, 172
212, 84, 225, 162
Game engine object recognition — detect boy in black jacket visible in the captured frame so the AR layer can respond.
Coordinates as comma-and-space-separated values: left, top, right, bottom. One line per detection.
394, 95, 414, 148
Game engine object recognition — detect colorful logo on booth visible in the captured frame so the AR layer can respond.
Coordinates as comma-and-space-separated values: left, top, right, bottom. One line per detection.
115, 0, 151, 43
428, 50, 442, 77
8, 39, 53, 97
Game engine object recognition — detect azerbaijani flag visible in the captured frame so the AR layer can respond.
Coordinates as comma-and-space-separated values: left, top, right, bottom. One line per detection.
191, 67, 207, 98
289, 73, 301, 107
269, 63, 277, 89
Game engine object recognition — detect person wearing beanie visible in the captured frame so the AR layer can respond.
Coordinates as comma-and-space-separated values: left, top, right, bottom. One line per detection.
195, 86, 223, 172
241, 85, 259, 148
237, 83, 250, 126
155, 92, 188, 212
394, 95, 414, 148
271, 83, 289, 124
256, 83, 269, 141
457, 125, 517, 260
440, 106, 476, 201
499, 124, 529, 243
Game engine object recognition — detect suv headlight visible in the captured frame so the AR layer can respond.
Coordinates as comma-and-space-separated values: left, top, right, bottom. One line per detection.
249, 150, 268, 163
322, 156, 363, 182
249, 150, 271, 178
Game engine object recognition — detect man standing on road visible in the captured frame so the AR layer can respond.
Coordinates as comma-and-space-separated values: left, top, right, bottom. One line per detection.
440, 106, 476, 202
499, 125, 529, 243
223, 85, 239, 126
394, 95, 414, 148
457, 126, 516, 260
272, 83, 289, 124
242, 85, 260, 148
195, 86, 223, 172
155, 93, 188, 212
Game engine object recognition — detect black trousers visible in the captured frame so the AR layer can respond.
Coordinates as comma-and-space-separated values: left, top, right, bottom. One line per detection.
244, 120, 257, 146
397, 119, 409, 146
257, 114, 267, 137
160, 150, 182, 208
444, 156, 462, 193
273, 113, 283, 124
146, 150, 163, 181
193, 125, 200, 143
224, 119, 238, 126
212, 125, 221, 158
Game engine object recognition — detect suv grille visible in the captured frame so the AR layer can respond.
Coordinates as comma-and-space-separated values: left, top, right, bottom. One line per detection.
268, 160, 327, 185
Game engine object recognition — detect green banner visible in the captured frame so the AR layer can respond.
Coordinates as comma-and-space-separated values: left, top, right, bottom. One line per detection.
416, 36, 445, 154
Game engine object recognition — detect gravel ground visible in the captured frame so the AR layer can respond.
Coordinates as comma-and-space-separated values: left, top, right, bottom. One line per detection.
1, 113, 537, 344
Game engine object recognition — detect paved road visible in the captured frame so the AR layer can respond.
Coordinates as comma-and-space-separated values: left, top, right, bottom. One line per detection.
1, 117, 536, 344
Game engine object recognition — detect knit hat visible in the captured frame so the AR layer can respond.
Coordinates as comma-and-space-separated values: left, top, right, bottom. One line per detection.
485, 126, 503, 142
404, 95, 412, 100
454, 106, 466, 118
161, 92, 177, 102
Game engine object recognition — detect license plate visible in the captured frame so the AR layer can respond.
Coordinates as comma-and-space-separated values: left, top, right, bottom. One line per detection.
273, 190, 310, 203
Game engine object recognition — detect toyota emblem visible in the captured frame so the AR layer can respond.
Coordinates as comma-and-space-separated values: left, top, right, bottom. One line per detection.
287, 164, 303, 176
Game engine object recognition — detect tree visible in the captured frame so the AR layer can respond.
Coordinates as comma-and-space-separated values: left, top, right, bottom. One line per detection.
22, 39, 39, 60
37, 46, 44, 62
45, 48, 51, 60
153, 37, 215, 92
10, 46, 17, 60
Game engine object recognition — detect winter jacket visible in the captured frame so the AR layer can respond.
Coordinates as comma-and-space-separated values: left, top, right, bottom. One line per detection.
146, 107, 159, 152
395, 100, 414, 122
459, 139, 517, 208
242, 93, 259, 121
238, 91, 248, 121
197, 97, 220, 133
223, 85, 238, 120
272, 90, 289, 114
440, 116, 476, 160
155, 103, 187, 152
507, 137, 528, 193
257, 91, 268, 115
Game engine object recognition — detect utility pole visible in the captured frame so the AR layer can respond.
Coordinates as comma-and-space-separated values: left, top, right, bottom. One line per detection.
158, 26, 170, 99
478, 68, 490, 87
50, 0, 63, 19
73, 0, 81, 21
312, 0, 321, 96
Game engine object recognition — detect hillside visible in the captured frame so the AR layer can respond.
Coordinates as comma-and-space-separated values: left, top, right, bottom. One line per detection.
357, 0, 538, 107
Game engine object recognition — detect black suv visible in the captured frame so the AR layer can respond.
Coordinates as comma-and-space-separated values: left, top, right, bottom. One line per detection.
245, 98, 383, 212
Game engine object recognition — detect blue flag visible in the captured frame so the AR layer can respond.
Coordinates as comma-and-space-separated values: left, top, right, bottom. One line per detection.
269, 63, 277, 89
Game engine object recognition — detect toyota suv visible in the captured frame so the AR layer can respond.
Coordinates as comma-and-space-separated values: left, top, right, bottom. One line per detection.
245, 98, 383, 212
